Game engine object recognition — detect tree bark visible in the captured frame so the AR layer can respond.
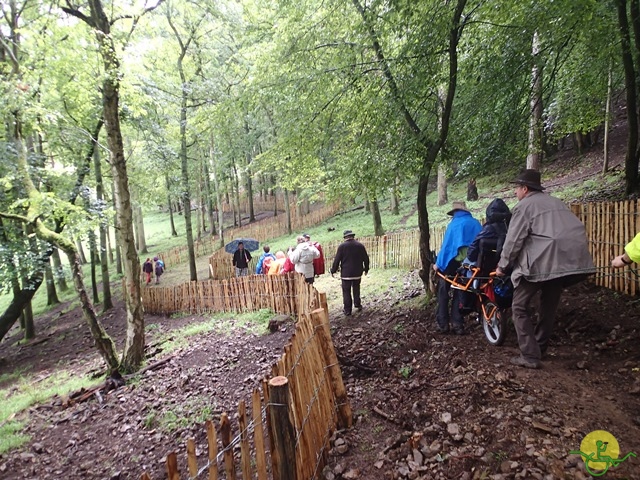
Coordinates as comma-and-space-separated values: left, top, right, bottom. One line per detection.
284, 189, 292, 235
616, 0, 640, 194
167, 10, 198, 281
63, 0, 147, 371
45, 256, 60, 306
76, 237, 87, 264
51, 248, 69, 292
89, 228, 100, 305
371, 197, 385, 236
136, 203, 148, 254
437, 163, 448, 206
526, 31, 543, 171
210, 136, 225, 248
203, 156, 217, 236
93, 142, 113, 311
165, 174, 178, 236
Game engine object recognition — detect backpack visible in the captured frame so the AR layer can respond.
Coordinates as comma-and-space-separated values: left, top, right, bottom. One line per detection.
155, 261, 164, 276
262, 256, 274, 274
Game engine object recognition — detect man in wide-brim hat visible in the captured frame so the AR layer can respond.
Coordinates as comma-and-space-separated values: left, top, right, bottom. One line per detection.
497, 169, 595, 369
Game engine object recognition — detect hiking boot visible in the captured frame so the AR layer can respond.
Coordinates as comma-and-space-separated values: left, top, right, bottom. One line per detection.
343, 311, 352, 317
510, 356, 540, 369
355, 305, 362, 311
453, 328, 467, 336
435, 326, 450, 334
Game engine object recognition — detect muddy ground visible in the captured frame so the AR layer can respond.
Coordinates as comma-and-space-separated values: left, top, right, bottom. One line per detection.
1, 268, 640, 480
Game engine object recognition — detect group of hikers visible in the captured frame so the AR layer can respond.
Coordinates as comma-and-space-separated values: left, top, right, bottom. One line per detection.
434, 168, 640, 370
142, 256, 165, 285
232, 230, 370, 316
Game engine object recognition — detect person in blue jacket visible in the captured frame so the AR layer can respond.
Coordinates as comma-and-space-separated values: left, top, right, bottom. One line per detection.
432, 201, 482, 335
255, 245, 276, 274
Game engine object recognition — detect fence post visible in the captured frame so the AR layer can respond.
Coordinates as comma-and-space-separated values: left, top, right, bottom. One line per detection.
310, 308, 353, 429
165, 452, 179, 480
268, 376, 296, 480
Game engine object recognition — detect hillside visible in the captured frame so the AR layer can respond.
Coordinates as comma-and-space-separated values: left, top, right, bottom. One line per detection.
1, 115, 639, 479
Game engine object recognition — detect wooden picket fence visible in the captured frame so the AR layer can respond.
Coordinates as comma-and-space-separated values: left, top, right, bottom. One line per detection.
159, 203, 341, 271
209, 228, 447, 280
140, 290, 351, 480
570, 200, 640, 296
142, 272, 321, 317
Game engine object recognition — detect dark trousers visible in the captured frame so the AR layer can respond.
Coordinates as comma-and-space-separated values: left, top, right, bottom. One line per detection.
511, 277, 563, 362
341, 279, 361, 314
436, 277, 463, 330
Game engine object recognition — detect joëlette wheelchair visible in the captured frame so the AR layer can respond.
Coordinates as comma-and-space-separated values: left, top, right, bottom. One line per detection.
436, 238, 513, 346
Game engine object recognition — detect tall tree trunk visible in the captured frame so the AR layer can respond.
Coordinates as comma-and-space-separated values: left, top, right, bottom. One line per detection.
391, 177, 400, 215
371, 197, 385, 236
232, 162, 242, 227
51, 248, 69, 291
616, 0, 640, 194
284, 189, 292, 235
210, 136, 225, 248
45, 257, 60, 306
89, 228, 100, 304
76, 237, 87, 264
3, 136, 120, 370
603, 62, 613, 174
203, 157, 216, 236
351, 0, 466, 291
112, 180, 123, 276
21, 296, 34, 340
166, 11, 198, 281
165, 174, 178, 236
437, 163, 448, 206
526, 31, 543, 170
63, 0, 147, 371
94, 142, 113, 311
244, 121, 256, 223
136, 204, 148, 254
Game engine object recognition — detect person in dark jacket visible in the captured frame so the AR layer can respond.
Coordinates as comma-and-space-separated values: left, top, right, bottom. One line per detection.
330, 230, 370, 316
232, 242, 252, 277
142, 258, 153, 285
466, 198, 511, 267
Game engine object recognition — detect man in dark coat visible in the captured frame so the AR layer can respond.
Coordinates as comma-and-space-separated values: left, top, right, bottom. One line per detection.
497, 169, 595, 369
232, 242, 252, 277
330, 230, 370, 316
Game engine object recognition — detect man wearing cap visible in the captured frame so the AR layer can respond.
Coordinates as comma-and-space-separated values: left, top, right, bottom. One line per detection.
330, 230, 370, 316
497, 169, 595, 369
433, 201, 482, 335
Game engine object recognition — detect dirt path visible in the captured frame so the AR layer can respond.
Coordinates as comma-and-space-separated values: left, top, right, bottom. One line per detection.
2, 271, 640, 479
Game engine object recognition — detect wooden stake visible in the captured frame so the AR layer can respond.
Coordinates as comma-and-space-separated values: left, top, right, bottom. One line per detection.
238, 400, 252, 479
220, 413, 236, 479
187, 438, 198, 477
166, 452, 179, 480
252, 389, 268, 480
205, 420, 218, 480
268, 376, 296, 480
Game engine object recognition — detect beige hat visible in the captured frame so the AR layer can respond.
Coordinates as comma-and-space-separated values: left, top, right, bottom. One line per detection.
447, 201, 470, 216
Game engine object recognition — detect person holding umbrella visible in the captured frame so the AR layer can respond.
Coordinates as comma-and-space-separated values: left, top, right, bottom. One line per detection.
232, 242, 252, 277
